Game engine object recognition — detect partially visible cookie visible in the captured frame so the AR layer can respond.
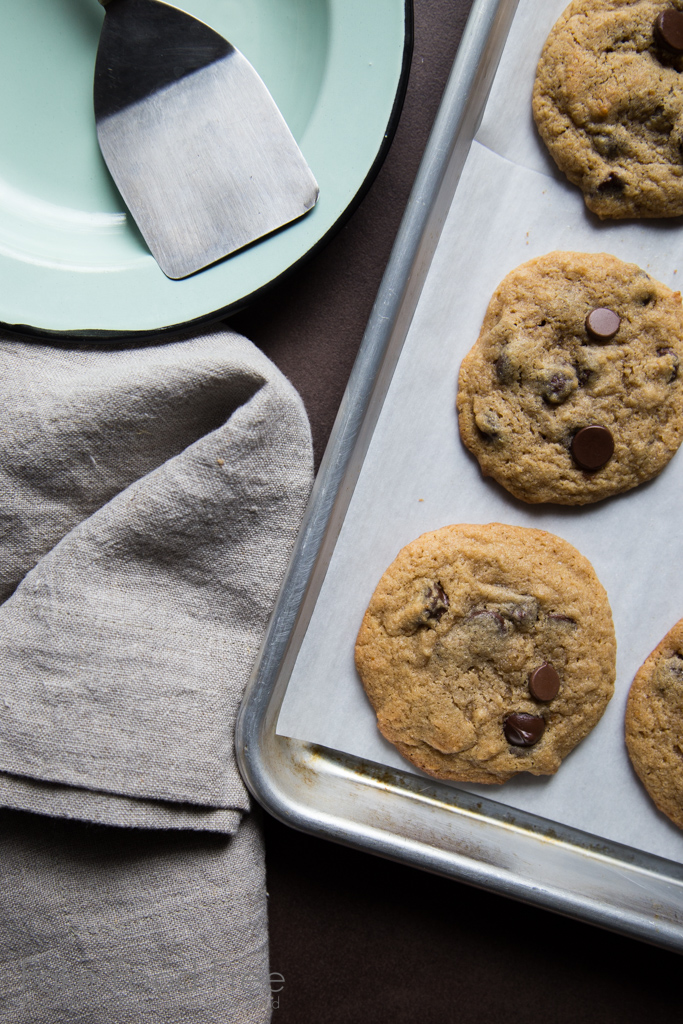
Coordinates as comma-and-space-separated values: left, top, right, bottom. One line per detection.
625, 619, 683, 830
456, 251, 683, 504
533, 0, 683, 219
355, 523, 616, 784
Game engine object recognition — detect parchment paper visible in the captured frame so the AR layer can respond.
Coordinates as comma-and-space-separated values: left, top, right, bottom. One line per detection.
278, 0, 683, 864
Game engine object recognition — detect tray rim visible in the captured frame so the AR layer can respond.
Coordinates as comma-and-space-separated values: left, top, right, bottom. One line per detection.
236, 0, 683, 953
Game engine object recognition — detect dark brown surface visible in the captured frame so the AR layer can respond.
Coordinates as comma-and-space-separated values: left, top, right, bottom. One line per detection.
228, 0, 462, 470
229, 0, 682, 1019
263, 812, 681, 1024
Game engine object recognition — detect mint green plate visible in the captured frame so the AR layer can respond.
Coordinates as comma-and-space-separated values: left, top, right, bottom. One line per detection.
0, 0, 411, 336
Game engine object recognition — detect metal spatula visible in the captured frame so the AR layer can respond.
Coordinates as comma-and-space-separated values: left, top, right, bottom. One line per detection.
94, 0, 319, 279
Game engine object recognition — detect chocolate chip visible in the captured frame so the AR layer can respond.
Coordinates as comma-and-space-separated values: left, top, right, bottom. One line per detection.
529, 662, 561, 702
571, 425, 614, 471
654, 10, 683, 54
504, 713, 545, 747
585, 307, 620, 342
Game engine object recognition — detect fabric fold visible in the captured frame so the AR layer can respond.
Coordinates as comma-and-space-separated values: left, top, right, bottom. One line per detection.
0, 327, 313, 830
0, 773, 242, 833
0, 334, 266, 602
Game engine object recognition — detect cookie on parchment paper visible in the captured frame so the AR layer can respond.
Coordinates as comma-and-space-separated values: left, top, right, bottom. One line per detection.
533, 0, 683, 219
456, 251, 683, 505
354, 523, 616, 784
626, 618, 683, 830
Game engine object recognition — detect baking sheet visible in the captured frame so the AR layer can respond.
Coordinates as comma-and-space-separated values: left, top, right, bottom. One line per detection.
277, 0, 683, 865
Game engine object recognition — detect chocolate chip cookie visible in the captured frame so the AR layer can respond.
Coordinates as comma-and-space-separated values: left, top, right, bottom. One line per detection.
533, 1, 683, 219
355, 523, 616, 784
456, 251, 683, 504
625, 618, 683, 830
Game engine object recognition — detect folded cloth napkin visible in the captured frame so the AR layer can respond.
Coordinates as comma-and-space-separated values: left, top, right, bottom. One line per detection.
0, 327, 314, 1022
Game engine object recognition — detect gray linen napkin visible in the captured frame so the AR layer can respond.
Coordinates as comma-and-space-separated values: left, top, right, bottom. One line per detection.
1, 809, 271, 1024
0, 327, 314, 1022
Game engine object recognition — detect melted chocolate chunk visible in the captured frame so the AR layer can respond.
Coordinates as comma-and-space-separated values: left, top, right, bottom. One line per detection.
574, 362, 594, 388
593, 134, 621, 160
663, 654, 683, 680
585, 307, 620, 342
498, 596, 539, 632
654, 9, 683, 54
529, 662, 561, 702
424, 582, 449, 622
383, 579, 450, 636
540, 369, 577, 405
495, 353, 515, 385
467, 608, 507, 632
571, 425, 614, 471
504, 713, 546, 747
548, 612, 576, 628
474, 409, 502, 441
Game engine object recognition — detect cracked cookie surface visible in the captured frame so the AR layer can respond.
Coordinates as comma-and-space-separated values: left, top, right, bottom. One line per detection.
354, 523, 616, 784
626, 618, 683, 830
456, 251, 683, 504
533, 0, 683, 219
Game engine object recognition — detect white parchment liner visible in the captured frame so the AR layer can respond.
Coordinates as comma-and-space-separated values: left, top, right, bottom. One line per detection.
278, 0, 683, 863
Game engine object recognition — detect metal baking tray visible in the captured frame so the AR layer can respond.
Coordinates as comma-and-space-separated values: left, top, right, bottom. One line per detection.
236, 0, 683, 951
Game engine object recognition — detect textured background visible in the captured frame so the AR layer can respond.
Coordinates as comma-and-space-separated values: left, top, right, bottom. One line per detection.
228, 1, 682, 1019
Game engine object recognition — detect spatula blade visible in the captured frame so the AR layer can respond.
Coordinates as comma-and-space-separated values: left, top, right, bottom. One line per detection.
94, 0, 319, 280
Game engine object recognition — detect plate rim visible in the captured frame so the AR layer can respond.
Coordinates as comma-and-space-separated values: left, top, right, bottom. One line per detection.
2, 0, 414, 341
